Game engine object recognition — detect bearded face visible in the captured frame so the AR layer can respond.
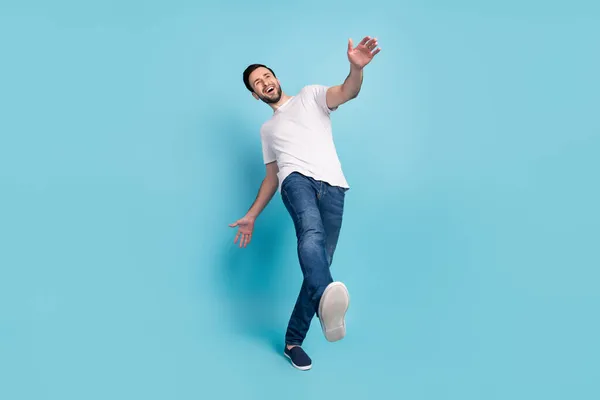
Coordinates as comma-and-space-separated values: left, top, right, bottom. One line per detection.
249, 67, 283, 104
257, 82, 282, 104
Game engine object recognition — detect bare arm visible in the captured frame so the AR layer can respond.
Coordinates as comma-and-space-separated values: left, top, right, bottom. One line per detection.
229, 161, 279, 247
326, 66, 363, 109
326, 36, 381, 110
246, 161, 279, 219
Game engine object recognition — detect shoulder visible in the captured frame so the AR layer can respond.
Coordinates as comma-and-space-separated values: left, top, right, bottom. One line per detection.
260, 121, 270, 134
300, 84, 329, 96
260, 118, 275, 136
299, 84, 334, 113
299, 84, 330, 105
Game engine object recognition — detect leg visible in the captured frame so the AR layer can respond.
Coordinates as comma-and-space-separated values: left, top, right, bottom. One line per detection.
281, 173, 333, 346
315, 182, 350, 342
319, 183, 347, 268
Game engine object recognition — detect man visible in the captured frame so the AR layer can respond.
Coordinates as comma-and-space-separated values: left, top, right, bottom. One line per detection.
229, 36, 381, 370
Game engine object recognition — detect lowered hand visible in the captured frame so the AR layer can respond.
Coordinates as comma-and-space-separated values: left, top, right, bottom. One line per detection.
229, 214, 255, 248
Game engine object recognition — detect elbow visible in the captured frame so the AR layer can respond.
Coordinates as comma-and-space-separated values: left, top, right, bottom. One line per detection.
264, 174, 279, 190
350, 86, 361, 99
343, 87, 359, 101
342, 93, 358, 104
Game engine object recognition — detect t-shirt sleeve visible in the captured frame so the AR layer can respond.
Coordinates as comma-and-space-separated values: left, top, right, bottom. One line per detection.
260, 130, 277, 164
307, 84, 337, 115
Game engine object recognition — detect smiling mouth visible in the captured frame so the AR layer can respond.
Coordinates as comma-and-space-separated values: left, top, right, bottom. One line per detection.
264, 85, 275, 95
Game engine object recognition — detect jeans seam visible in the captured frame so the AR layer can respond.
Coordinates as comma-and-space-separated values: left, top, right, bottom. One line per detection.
281, 187, 302, 225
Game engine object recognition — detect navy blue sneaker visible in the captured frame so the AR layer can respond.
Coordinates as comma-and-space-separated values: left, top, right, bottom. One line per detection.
284, 346, 312, 371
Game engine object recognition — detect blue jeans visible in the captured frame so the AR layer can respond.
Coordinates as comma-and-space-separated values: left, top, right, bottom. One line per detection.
280, 172, 347, 346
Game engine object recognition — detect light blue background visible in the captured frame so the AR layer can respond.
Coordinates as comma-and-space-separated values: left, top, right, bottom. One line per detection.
1, 1, 599, 399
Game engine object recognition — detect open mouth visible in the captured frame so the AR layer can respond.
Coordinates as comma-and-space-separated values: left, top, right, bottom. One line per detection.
264, 85, 275, 95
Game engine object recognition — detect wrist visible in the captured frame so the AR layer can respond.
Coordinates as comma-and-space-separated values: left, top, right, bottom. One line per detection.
349, 63, 363, 73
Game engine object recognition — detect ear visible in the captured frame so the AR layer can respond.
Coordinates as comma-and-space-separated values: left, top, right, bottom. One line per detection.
252, 92, 259, 100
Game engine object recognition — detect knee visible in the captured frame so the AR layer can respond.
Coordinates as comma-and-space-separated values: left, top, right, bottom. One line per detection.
304, 267, 329, 297
305, 276, 325, 300
298, 229, 329, 291
297, 228, 325, 257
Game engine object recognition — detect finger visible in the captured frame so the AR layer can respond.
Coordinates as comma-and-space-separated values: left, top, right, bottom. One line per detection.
229, 221, 238, 227
245, 234, 252, 247
348, 38, 353, 52
372, 47, 381, 56
234, 231, 240, 244
367, 38, 378, 49
359, 36, 370, 46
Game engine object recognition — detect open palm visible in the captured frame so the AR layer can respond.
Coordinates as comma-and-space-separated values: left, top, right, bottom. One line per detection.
229, 215, 255, 248
347, 36, 381, 69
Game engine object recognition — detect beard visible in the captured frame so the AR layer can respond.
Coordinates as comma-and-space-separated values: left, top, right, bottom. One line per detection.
258, 85, 282, 104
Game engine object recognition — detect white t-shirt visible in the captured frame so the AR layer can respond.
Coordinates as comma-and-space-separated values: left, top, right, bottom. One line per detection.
260, 84, 350, 192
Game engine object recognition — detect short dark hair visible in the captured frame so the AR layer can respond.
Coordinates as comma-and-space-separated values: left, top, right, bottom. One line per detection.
243, 64, 276, 93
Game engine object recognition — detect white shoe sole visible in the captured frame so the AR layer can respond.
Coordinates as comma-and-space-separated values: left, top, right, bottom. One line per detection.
284, 352, 312, 371
318, 282, 350, 342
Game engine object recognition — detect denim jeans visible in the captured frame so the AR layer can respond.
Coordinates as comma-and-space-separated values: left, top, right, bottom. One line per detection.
280, 171, 347, 346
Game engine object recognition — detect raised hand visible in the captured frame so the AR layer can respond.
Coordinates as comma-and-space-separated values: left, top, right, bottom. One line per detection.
347, 36, 381, 69
229, 214, 255, 248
